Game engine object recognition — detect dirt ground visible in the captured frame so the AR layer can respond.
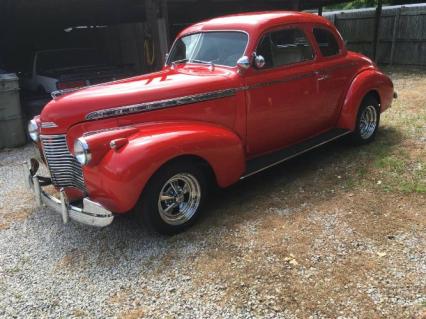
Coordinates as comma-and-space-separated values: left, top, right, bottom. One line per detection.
0, 67, 425, 318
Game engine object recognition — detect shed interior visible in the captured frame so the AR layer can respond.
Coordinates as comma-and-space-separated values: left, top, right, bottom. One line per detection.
0, 0, 350, 74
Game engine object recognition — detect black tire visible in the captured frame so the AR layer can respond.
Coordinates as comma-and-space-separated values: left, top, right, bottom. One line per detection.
350, 95, 380, 145
136, 160, 207, 235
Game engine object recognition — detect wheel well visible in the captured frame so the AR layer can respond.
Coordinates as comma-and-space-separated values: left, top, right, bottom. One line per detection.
364, 90, 381, 108
156, 155, 218, 187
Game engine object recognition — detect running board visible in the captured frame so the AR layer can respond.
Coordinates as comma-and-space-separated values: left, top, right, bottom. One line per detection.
241, 128, 351, 179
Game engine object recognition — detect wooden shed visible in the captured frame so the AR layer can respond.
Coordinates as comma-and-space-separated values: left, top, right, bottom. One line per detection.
0, 0, 352, 74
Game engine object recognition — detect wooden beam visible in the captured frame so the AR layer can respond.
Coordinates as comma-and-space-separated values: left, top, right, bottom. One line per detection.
372, 0, 383, 62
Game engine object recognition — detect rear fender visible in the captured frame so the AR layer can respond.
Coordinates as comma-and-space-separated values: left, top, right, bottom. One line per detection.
337, 69, 394, 131
83, 121, 245, 213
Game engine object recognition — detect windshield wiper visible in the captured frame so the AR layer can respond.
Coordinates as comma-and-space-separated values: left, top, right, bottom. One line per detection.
171, 58, 189, 66
171, 58, 215, 69
190, 59, 212, 65
190, 59, 216, 70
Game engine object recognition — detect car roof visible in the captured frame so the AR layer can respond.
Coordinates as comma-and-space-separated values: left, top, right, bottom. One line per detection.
179, 11, 333, 36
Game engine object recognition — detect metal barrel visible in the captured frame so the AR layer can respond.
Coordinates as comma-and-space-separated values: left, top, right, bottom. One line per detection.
0, 73, 26, 149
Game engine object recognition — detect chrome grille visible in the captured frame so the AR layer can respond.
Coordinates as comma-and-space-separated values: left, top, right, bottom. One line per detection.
41, 135, 86, 191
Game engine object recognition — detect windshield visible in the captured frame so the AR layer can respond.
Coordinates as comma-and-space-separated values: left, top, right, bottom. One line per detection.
168, 31, 248, 67
37, 49, 105, 72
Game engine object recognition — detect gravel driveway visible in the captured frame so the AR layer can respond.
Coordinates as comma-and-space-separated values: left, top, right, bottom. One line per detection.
0, 68, 425, 318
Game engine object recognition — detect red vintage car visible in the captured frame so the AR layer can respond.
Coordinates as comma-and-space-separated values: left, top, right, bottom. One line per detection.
25, 11, 396, 234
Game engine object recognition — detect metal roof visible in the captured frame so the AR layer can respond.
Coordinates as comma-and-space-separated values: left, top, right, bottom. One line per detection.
1, 0, 351, 29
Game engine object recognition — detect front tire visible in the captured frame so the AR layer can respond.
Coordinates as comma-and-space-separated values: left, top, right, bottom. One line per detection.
137, 160, 207, 235
350, 96, 380, 145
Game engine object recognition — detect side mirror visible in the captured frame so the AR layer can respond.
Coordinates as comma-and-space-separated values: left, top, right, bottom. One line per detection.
254, 55, 266, 69
237, 56, 250, 71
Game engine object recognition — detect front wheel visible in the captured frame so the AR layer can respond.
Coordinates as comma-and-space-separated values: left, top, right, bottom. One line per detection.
137, 161, 207, 235
350, 96, 380, 145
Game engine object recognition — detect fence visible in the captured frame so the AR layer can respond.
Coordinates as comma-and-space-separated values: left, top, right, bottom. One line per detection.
323, 4, 426, 66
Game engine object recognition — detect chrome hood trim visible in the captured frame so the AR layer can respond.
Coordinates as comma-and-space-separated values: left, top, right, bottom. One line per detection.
51, 78, 124, 100
85, 88, 237, 121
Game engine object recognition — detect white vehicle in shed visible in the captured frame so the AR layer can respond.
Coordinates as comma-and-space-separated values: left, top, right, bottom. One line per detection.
22, 48, 128, 95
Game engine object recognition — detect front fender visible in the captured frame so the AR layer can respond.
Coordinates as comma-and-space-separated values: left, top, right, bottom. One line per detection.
337, 69, 394, 131
83, 121, 245, 213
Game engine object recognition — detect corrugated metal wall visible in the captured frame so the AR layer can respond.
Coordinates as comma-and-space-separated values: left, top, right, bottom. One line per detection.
324, 4, 426, 66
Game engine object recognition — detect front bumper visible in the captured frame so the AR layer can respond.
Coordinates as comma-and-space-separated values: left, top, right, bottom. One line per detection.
24, 159, 114, 227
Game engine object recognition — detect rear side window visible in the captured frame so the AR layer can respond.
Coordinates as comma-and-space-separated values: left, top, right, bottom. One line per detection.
256, 27, 314, 68
313, 28, 340, 57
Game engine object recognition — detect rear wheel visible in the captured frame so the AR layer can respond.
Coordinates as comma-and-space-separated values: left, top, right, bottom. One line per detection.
137, 160, 207, 235
350, 96, 380, 145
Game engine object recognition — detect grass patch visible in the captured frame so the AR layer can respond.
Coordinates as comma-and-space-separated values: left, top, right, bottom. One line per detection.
375, 155, 405, 173
372, 153, 425, 194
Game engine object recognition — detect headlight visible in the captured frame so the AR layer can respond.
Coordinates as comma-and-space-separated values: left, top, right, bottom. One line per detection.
74, 137, 91, 165
27, 119, 39, 142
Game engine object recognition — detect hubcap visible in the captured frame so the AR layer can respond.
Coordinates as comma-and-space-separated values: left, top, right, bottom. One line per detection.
359, 105, 378, 139
158, 173, 201, 226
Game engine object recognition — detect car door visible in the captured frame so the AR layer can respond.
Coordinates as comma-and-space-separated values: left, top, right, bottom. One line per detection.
309, 26, 358, 129
245, 25, 322, 157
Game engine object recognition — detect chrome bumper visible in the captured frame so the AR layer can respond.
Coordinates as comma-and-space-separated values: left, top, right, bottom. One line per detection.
24, 159, 114, 227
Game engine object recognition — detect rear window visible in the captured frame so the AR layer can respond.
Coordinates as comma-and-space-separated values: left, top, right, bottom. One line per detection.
313, 28, 340, 57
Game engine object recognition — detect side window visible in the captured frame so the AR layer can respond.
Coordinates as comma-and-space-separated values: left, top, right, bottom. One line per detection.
313, 28, 340, 57
270, 28, 314, 67
172, 33, 201, 61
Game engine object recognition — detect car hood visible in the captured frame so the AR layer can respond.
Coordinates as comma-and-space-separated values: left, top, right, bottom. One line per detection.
40, 65, 237, 132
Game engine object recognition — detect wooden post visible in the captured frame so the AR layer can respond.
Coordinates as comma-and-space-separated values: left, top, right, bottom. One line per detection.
329, 13, 336, 26
389, 8, 401, 66
145, 0, 169, 70
291, 0, 301, 11
158, 0, 170, 65
372, 0, 383, 62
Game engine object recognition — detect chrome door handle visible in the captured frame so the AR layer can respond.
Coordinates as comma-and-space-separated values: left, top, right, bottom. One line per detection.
314, 71, 329, 81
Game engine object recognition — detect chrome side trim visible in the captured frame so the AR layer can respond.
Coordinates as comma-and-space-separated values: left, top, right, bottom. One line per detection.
240, 130, 352, 179
85, 88, 237, 120
83, 125, 137, 137
247, 72, 315, 91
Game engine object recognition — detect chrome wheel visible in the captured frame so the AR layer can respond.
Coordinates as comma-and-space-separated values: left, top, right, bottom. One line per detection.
359, 105, 378, 139
158, 173, 201, 226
